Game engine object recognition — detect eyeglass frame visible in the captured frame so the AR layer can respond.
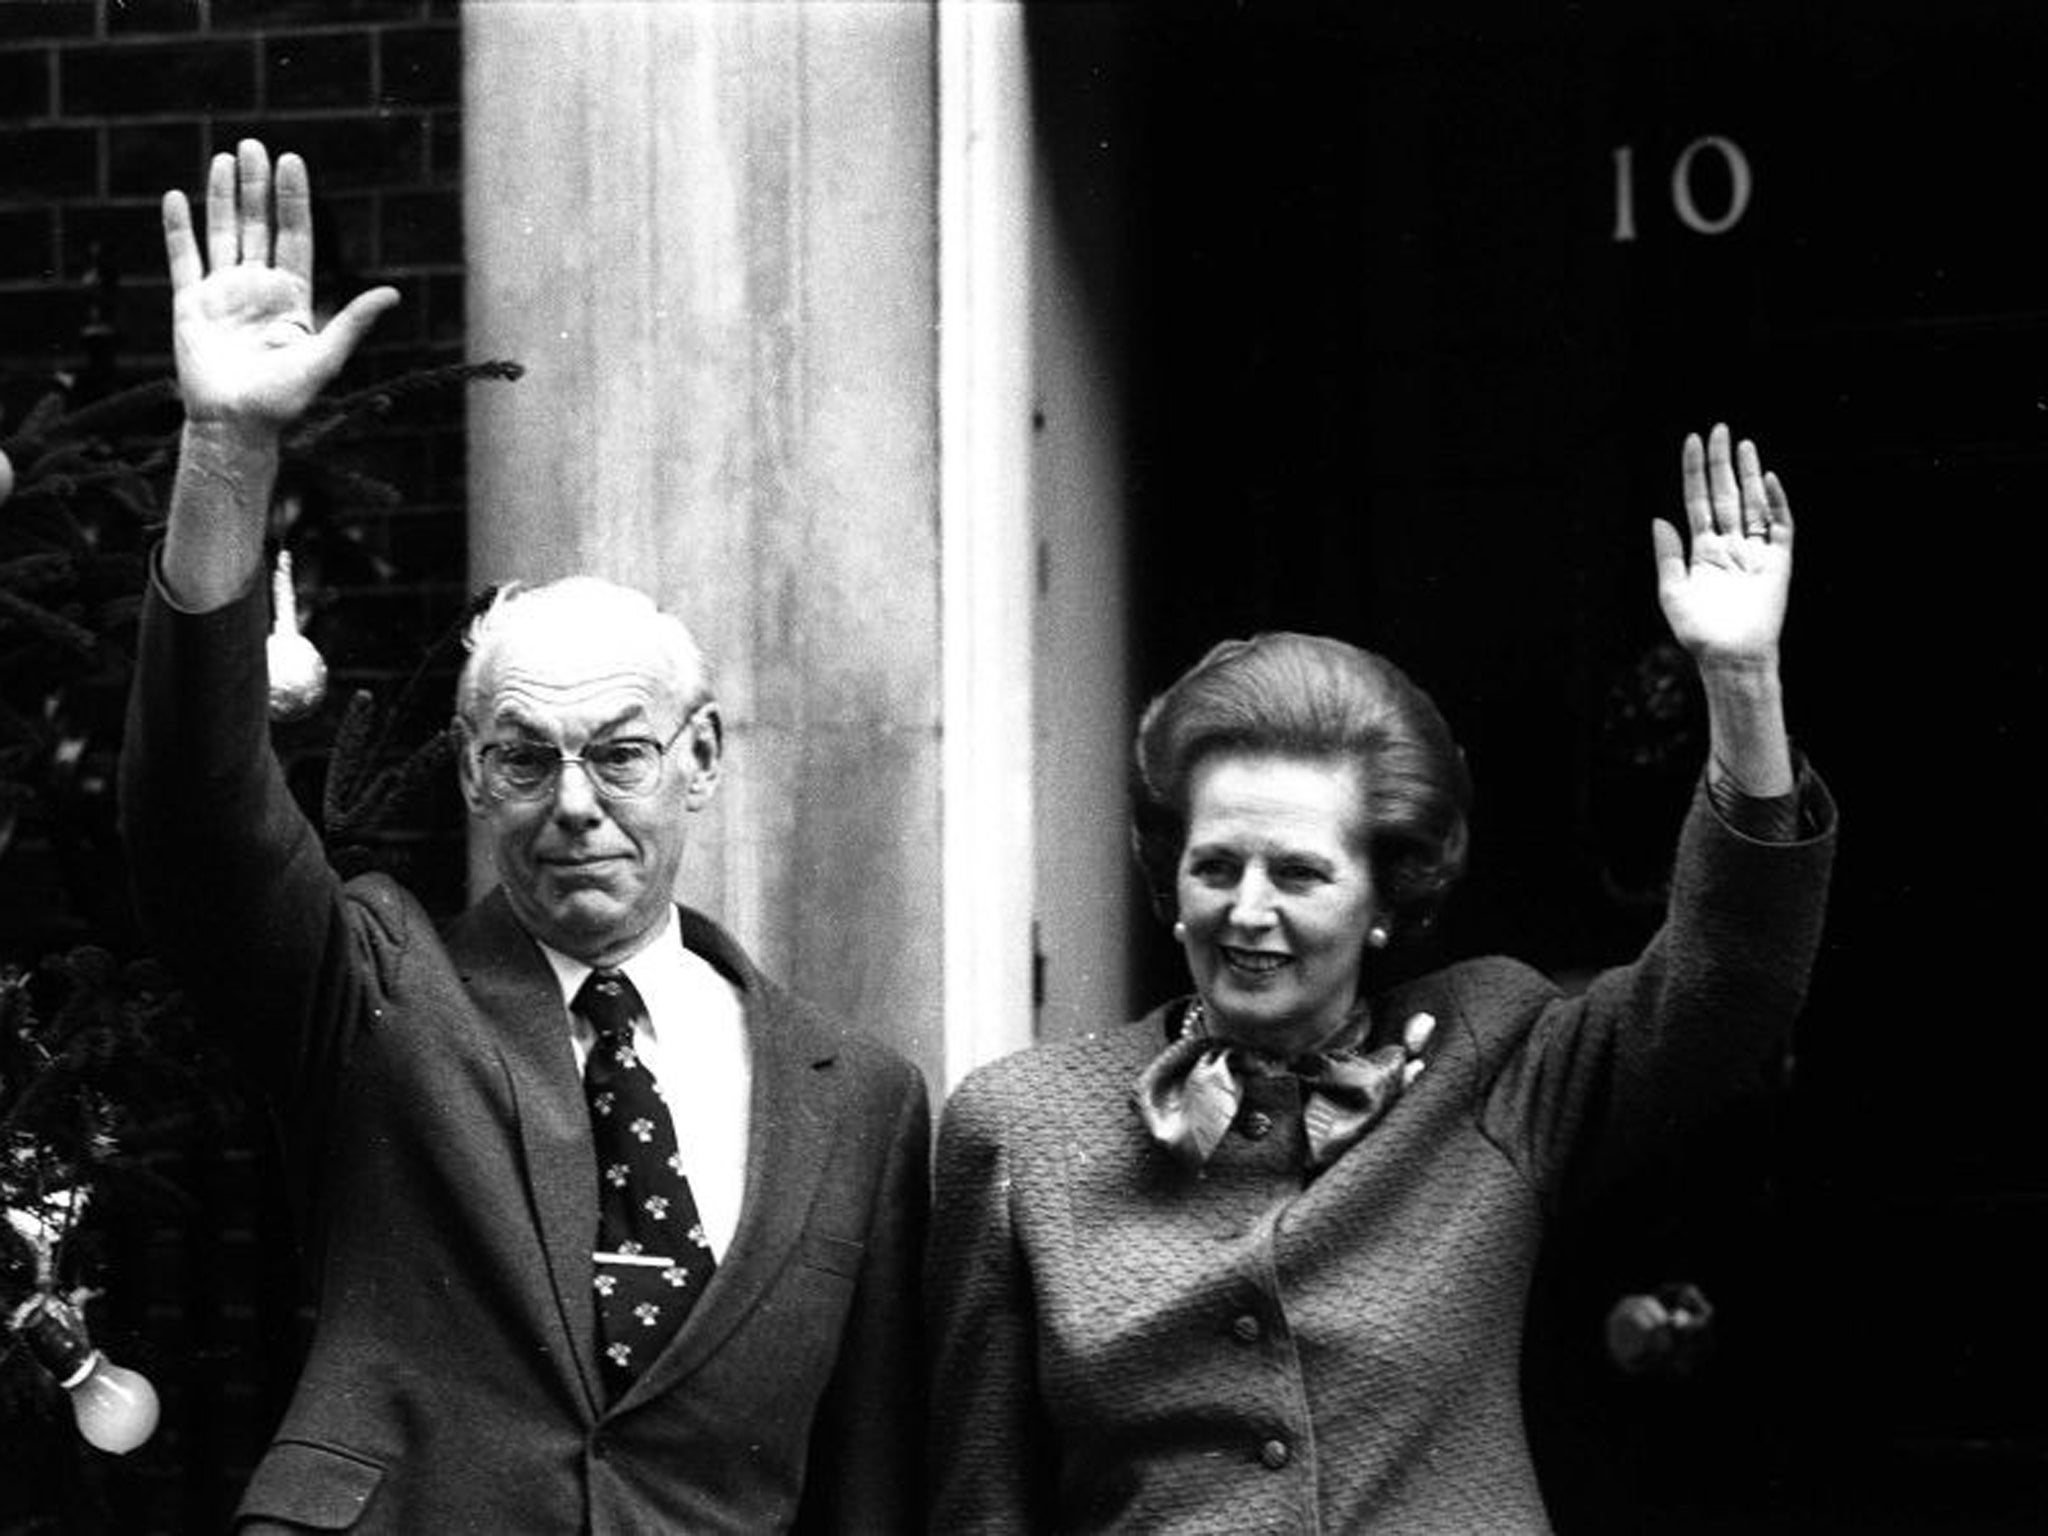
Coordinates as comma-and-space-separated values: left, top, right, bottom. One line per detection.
469, 707, 710, 804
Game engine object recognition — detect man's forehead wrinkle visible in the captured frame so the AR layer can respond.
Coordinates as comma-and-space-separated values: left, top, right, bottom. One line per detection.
490, 660, 666, 698
484, 666, 673, 733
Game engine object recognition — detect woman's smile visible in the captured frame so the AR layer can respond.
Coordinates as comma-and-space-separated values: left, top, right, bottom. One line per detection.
1220, 946, 1290, 977
1175, 752, 1382, 1054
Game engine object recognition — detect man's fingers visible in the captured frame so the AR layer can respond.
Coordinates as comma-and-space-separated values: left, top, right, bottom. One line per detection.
162, 190, 204, 291
236, 140, 272, 267
204, 151, 237, 272
273, 153, 314, 286
318, 287, 402, 368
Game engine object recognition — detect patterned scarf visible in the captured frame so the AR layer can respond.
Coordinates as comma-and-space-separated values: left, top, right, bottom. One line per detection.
1133, 997, 1434, 1172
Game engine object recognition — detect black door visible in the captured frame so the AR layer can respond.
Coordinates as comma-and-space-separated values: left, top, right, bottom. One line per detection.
1031, 2, 2048, 1528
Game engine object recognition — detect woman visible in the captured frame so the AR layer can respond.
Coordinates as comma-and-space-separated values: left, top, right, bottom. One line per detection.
926, 424, 1835, 1533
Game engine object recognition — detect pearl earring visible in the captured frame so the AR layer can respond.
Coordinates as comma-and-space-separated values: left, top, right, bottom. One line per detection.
1368, 924, 1389, 949
1172, 919, 1188, 942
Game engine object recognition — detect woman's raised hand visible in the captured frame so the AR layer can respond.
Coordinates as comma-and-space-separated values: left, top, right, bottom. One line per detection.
1652, 423, 1793, 672
161, 139, 398, 433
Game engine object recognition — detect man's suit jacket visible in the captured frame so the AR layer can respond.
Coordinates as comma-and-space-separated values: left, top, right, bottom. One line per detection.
120, 579, 928, 1533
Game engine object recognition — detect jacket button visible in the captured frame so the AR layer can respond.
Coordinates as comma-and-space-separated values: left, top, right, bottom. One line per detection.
1259, 1437, 1291, 1470
1241, 1110, 1274, 1140
1231, 1313, 1263, 1344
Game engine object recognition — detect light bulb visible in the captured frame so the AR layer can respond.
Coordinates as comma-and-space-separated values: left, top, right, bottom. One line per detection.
266, 548, 328, 721
63, 1351, 161, 1454
12, 1292, 161, 1454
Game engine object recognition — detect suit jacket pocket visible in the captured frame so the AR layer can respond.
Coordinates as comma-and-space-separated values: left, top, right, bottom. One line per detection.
236, 1439, 385, 1530
801, 1229, 865, 1279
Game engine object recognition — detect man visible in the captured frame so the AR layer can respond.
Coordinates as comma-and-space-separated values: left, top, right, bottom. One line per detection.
120, 140, 928, 1533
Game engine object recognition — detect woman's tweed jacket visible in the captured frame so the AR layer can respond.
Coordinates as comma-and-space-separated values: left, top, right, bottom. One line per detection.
928, 772, 1835, 1534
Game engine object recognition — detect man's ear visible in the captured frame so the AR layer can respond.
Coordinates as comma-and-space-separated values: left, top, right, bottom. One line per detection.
454, 721, 490, 816
682, 702, 723, 810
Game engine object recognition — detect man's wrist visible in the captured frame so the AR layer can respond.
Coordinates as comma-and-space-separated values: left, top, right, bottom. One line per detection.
163, 420, 279, 611
180, 416, 283, 470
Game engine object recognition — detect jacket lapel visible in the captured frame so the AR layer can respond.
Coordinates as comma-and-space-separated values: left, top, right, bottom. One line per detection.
621, 907, 846, 1408
445, 889, 604, 1416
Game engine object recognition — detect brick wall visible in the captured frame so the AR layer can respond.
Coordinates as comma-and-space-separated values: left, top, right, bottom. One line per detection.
0, 4, 466, 1530
0, 0, 471, 905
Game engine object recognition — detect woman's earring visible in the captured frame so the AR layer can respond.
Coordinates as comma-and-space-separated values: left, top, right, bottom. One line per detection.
1172, 918, 1189, 943
1367, 924, 1390, 950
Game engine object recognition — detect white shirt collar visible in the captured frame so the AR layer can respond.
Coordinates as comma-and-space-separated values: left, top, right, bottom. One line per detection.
537, 907, 716, 1047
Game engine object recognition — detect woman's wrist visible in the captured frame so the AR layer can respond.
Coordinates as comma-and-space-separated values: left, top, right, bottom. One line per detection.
1700, 661, 1793, 797
1694, 648, 1781, 692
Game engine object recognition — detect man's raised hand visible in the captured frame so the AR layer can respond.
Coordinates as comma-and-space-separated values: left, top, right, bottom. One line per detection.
162, 139, 398, 432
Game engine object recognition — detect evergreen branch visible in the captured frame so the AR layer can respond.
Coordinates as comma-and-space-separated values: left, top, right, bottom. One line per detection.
41, 948, 118, 1047
42, 377, 181, 445
5, 451, 176, 503
11, 390, 68, 448
0, 553, 74, 594
289, 359, 524, 453
377, 587, 494, 746
0, 497, 93, 557
82, 1155, 199, 1214
0, 950, 187, 1177
82, 547, 148, 592
321, 689, 380, 833
295, 357, 525, 442
10, 441, 101, 484
0, 696, 46, 739
321, 585, 490, 844
0, 1057, 72, 1155
0, 587, 97, 654
299, 462, 405, 508
326, 725, 458, 842
102, 470, 166, 525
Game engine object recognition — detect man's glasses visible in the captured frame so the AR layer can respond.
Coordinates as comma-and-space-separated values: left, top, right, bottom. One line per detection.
476, 719, 693, 803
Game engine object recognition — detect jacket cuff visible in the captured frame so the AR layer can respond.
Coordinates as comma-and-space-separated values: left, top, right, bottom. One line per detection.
1704, 751, 1832, 844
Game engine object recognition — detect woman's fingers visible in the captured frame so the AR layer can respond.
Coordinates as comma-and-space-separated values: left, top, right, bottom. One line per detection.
1764, 470, 1793, 541
1681, 431, 1712, 538
1706, 422, 1739, 534
1736, 437, 1769, 536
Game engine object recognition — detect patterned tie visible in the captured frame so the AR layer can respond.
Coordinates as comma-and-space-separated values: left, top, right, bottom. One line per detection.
575, 968, 716, 1397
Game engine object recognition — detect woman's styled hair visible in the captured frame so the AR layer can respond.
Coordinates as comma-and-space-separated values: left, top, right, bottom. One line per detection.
1129, 632, 1472, 943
